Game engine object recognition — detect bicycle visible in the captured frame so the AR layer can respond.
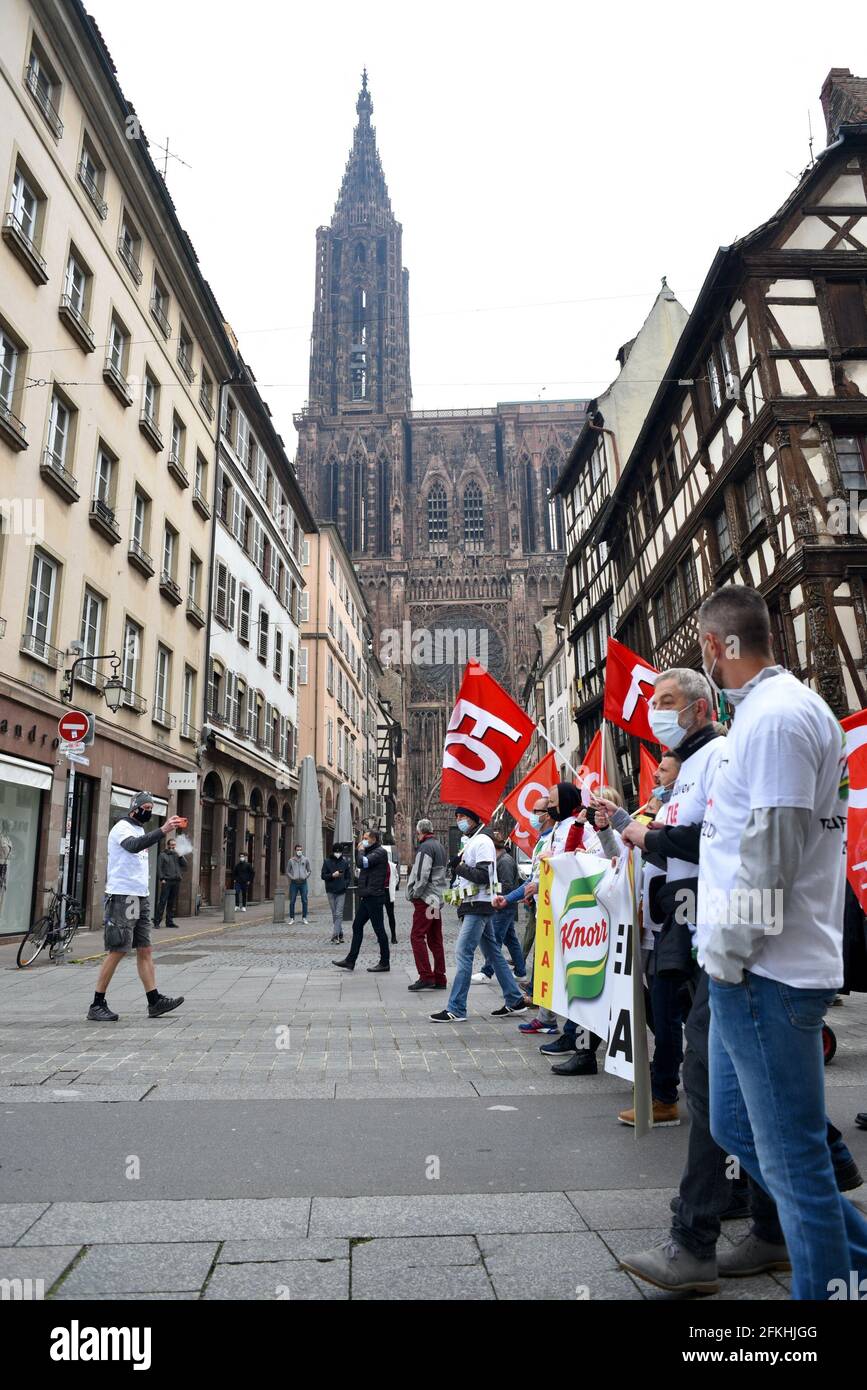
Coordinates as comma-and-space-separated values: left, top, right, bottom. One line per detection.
16, 886, 82, 968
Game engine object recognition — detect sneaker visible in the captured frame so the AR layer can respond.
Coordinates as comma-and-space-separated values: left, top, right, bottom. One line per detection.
540, 1034, 576, 1056
147, 994, 184, 1019
718, 1233, 791, 1278
367, 963, 390, 973
430, 1010, 465, 1022
619, 1099, 680, 1127
619, 1239, 719, 1294
337, 935, 345, 944
332, 959, 354, 971
87, 1001, 118, 1022
302, 917, 309, 924
519, 1017, 558, 1034
408, 979, 437, 991
470, 972, 491, 985
491, 1002, 527, 1017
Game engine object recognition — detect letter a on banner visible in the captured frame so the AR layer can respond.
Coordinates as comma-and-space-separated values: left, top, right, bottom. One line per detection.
440, 661, 535, 821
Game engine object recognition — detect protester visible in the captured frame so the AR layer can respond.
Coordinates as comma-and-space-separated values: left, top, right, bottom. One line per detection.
87, 791, 185, 1022
498, 795, 558, 1035
431, 807, 527, 1023
473, 827, 527, 984
406, 818, 448, 991
694, 585, 867, 1299
333, 828, 390, 972
154, 836, 186, 929
384, 855, 398, 945
288, 843, 311, 924
233, 852, 254, 911
321, 844, 352, 944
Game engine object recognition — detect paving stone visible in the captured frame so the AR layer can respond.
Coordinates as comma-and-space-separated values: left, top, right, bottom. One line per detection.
60, 1241, 218, 1294
203, 1258, 349, 1299
567, 1188, 680, 1230
0, 1244, 80, 1290
353, 1258, 493, 1300
52, 1290, 194, 1300
478, 1230, 621, 1300
0, 1084, 153, 1103
350, 1235, 480, 1266
218, 1238, 349, 1264
0, 1203, 50, 1244
309, 1192, 588, 1238
19, 1199, 310, 1244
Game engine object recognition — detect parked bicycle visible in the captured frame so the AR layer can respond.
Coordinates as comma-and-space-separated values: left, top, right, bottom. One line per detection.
16, 886, 82, 968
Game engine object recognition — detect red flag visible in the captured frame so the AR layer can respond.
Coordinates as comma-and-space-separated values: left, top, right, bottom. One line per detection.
842, 709, 867, 912
440, 661, 536, 821
504, 750, 559, 852
639, 746, 660, 806
603, 637, 659, 743
573, 730, 603, 803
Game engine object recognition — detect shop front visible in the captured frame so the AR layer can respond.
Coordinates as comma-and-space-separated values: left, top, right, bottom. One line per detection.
0, 751, 51, 936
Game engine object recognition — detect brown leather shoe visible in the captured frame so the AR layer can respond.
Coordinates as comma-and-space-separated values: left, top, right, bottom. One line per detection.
618, 1100, 681, 1127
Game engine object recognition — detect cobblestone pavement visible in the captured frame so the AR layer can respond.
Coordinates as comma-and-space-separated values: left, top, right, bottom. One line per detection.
1, 897, 865, 1300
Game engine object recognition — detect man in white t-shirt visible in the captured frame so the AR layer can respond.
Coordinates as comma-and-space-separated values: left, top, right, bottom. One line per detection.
696, 585, 867, 1300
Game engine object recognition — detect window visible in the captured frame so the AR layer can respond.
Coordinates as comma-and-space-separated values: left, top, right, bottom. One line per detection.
246, 691, 257, 741
8, 163, 45, 272
327, 718, 334, 764
714, 508, 733, 564
118, 212, 142, 284
287, 645, 296, 693
217, 471, 231, 523
826, 281, 867, 355
93, 444, 115, 508
238, 586, 252, 644
177, 324, 194, 381
299, 591, 310, 622
463, 481, 484, 542
154, 645, 171, 720
122, 619, 141, 695
236, 680, 247, 734
150, 272, 170, 337
77, 135, 106, 217
705, 333, 735, 417
659, 436, 679, 500
182, 668, 195, 735
250, 517, 265, 570
327, 654, 335, 694
208, 661, 223, 720
639, 478, 658, 531
162, 525, 177, 580
427, 484, 448, 543
327, 600, 335, 633
215, 562, 229, 622
274, 628, 283, 681
25, 40, 62, 137
131, 490, 148, 547
743, 471, 763, 530
350, 287, 368, 399
200, 367, 214, 417
835, 434, 867, 491
108, 315, 129, 375
143, 370, 159, 424
654, 591, 669, 639
220, 393, 236, 442
682, 553, 699, 609
237, 412, 250, 467
26, 551, 57, 653
1, 329, 21, 416
232, 492, 247, 547
63, 249, 90, 318
170, 414, 186, 468
302, 538, 310, 567
46, 391, 73, 470
188, 554, 201, 604
194, 451, 207, 501
257, 608, 269, 663
667, 572, 685, 626
224, 672, 237, 729
299, 647, 308, 684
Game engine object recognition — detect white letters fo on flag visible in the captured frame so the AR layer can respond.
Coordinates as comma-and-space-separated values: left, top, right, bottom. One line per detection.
443, 698, 523, 785
622, 664, 656, 723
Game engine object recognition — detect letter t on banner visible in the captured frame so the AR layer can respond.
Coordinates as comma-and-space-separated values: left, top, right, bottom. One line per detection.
440, 661, 536, 822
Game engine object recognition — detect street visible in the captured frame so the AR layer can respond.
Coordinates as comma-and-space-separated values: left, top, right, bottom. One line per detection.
1, 896, 865, 1300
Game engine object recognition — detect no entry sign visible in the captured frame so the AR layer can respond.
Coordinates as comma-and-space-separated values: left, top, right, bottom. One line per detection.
58, 710, 92, 743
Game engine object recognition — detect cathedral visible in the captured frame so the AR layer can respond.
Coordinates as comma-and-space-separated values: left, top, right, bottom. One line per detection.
294, 73, 589, 842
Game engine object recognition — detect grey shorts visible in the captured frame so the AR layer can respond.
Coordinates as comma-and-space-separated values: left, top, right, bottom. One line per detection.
103, 894, 152, 953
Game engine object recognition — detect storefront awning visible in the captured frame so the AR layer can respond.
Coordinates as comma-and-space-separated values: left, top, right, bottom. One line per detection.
0, 753, 52, 791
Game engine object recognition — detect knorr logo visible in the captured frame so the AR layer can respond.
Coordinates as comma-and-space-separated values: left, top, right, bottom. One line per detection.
559, 867, 609, 1001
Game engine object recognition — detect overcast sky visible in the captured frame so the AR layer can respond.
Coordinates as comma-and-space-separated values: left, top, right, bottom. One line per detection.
93, 0, 866, 449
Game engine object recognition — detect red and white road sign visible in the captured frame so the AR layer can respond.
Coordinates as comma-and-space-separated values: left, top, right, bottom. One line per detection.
58, 710, 90, 742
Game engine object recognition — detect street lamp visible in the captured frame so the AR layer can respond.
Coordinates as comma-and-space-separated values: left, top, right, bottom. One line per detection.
60, 650, 123, 712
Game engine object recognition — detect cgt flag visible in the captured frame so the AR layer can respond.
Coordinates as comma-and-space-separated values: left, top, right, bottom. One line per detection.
440, 661, 536, 822
504, 750, 559, 852
603, 638, 658, 744
842, 709, 866, 911
639, 746, 660, 806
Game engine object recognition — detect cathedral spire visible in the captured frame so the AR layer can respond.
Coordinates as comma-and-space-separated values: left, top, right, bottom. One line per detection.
333, 70, 393, 226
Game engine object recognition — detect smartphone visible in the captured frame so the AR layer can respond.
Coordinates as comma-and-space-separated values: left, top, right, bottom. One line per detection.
176, 817, 188, 829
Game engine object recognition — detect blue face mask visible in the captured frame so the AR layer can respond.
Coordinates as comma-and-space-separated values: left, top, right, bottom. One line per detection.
456, 818, 473, 835
528, 812, 544, 831
656, 785, 674, 805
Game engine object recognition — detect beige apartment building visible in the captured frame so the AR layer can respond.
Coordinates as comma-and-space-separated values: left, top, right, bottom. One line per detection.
298, 522, 381, 850
0, 0, 236, 931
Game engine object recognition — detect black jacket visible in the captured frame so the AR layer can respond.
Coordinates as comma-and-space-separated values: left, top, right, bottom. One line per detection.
321, 854, 352, 894
158, 850, 186, 882
233, 860, 254, 885
356, 845, 388, 897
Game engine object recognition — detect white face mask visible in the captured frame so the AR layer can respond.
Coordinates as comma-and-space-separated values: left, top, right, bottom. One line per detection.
648, 699, 697, 751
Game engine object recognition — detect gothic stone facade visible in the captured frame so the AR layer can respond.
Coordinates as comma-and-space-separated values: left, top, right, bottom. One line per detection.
295, 76, 587, 840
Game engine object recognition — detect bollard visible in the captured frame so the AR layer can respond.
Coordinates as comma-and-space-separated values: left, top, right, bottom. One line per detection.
223, 890, 236, 924
342, 885, 357, 923
273, 889, 286, 923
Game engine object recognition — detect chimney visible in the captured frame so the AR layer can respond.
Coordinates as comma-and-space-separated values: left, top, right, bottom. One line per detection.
820, 68, 867, 145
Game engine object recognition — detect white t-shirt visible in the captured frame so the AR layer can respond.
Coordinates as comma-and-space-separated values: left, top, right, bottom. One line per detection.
697, 670, 847, 989
454, 831, 496, 904
663, 735, 727, 894
106, 817, 153, 896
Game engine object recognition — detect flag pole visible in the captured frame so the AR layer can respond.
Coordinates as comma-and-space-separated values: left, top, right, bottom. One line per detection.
536, 723, 595, 797
600, 719, 607, 791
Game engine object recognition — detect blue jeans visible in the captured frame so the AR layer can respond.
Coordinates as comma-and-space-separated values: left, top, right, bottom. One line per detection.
709, 972, 867, 1300
448, 912, 523, 1018
289, 881, 308, 918
481, 907, 526, 978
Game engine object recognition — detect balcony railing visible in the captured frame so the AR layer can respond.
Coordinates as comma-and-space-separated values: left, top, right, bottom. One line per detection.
199, 386, 215, 421
24, 64, 63, 138
117, 235, 143, 285
77, 158, 107, 219
152, 702, 176, 730
180, 719, 200, 743
150, 293, 170, 338
120, 684, 147, 714
192, 485, 211, 518
159, 571, 182, 605
127, 538, 154, 577
20, 630, 63, 668
58, 293, 95, 352
0, 398, 27, 451
3, 212, 49, 284
186, 594, 205, 627
139, 409, 163, 451
167, 451, 189, 488
102, 355, 133, 406
76, 661, 106, 691
89, 496, 121, 543
177, 347, 195, 383
40, 448, 79, 502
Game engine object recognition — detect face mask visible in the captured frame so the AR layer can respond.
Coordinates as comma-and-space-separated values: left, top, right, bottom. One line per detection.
648, 700, 695, 751
529, 812, 544, 831
131, 806, 152, 825
456, 818, 473, 835
334, 851, 342, 858
361, 839, 370, 850
656, 785, 674, 805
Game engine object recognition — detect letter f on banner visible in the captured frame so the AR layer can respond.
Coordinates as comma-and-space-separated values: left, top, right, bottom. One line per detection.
440, 661, 536, 821
603, 637, 659, 744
